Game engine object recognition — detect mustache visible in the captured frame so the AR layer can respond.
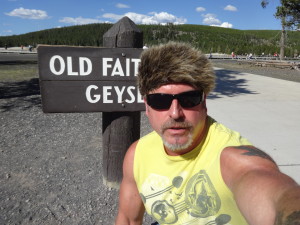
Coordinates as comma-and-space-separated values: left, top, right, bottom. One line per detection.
161, 119, 192, 132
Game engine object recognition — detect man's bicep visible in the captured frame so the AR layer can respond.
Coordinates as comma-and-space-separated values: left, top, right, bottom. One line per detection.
115, 141, 145, 224
221, 146, 297, 225
221, 145, 278, 189
116, 177, 145, 224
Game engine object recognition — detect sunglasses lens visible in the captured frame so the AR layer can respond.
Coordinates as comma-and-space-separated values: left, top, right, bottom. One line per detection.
178, 91, 202, 108
147, 91, 203, 110
147, 94, 173, 110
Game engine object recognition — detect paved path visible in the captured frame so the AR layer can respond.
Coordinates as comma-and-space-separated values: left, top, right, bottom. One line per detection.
0, 52, 37, 62
208, 67, 300, 183
0, 47, 36, 53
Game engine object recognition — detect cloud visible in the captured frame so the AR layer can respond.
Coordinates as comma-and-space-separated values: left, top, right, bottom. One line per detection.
196, 7, 206, 12
202, 14, 221, 25
202, 13, 233, 28
5, 7, 48, 19
220, 22, 233, 28
59, 17, 105, 25
102, 13, 123, 21
0, 30, 13, 36
102, 12, 187, 25
116, 3, 130, 9
224, 5, 237, 11
212, 22, 233, 28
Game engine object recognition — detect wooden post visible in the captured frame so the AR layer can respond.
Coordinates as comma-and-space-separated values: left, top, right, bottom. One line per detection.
102, 17, 143, 188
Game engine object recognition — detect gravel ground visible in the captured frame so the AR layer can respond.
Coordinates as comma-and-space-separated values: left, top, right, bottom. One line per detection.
0, 59, 299, 225
0, 91, 154, 225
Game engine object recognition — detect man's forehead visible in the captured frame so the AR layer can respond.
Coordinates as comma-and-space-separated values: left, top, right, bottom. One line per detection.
149, 83, 198, 94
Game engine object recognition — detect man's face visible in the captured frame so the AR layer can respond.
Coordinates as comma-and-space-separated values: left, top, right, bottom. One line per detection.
145, 83, 208, 155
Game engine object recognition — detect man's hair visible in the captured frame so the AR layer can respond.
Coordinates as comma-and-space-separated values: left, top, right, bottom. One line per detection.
138, 42, 215, 96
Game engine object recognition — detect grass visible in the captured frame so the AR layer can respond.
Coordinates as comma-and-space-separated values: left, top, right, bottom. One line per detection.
0, 63, 38, 82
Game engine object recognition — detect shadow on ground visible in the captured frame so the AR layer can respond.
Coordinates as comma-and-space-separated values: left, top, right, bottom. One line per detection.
208, 69, 258, 99
0, 78, 40, 98
0, 78, 41, 112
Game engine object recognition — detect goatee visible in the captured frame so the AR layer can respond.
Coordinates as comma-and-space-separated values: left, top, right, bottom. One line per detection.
160, 119, 193, 152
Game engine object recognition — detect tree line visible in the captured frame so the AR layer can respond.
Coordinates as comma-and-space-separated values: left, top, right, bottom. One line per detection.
1, 23, 300, 57
261, 0, 300, 59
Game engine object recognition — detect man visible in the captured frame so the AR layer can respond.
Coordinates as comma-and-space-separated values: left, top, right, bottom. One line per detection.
115, 42, 300, 225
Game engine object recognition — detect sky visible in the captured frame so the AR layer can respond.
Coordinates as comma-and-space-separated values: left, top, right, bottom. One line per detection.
1, 0, 283, 36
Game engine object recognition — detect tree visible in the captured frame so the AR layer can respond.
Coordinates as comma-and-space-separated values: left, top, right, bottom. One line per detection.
262, 0, 300, 28
261, 0, 300, 59
278, 0, 300, 29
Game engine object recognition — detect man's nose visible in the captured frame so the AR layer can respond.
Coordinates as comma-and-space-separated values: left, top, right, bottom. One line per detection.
168, 99, 184, 119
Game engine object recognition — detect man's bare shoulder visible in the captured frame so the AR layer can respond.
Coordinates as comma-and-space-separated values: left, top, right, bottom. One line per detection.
221, 145, 279, 188
125, 140, 139, 162
122, 140, 140, 179
224, 145, 275, 164
222, 145, 277, 166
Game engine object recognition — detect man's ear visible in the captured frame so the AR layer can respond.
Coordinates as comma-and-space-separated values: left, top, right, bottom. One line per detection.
203, 95, 207, 112
144, 97, 149, 116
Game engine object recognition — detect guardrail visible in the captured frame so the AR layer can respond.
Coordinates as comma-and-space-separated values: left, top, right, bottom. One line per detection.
206, 54, 300, 61
240, 60, 300, 70
0, 48, 37, 54
206, 54, 300, 70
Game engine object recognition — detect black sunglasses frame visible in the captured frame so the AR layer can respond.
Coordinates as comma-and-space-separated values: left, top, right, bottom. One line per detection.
146, 90, 204, 110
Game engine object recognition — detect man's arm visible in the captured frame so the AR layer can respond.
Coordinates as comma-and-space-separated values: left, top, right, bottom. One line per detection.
221, 145, 300, 225
115, 141, 145, 225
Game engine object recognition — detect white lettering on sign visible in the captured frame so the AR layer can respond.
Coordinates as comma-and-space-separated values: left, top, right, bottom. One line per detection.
85, 85, 144, 104
67, 57, 78, 76
49, 55, 65, 75
131, 58, 140, 76
80, 57, 92, 76
103, 86, 113, 103
126, 86, 135, 103
102, 58, 113, 76
86, 85, 100, 103
137, 90, 144, 103
115, 86, 126, 103
111, 59, 123, 76
49, 55, 92, 76
102, 57, 140, 77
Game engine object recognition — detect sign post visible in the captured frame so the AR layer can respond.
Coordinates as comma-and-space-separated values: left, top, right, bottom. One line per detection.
102, 17, 143, 188
38, 16, 144, 188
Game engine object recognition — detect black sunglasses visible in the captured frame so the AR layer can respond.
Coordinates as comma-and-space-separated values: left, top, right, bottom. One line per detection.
146, 90, 203, 110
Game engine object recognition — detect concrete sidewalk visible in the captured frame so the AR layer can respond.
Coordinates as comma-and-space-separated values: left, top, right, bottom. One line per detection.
207, 67, 300, 183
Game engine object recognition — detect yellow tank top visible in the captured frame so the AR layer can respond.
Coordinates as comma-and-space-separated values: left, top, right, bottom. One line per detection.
134, 117, 251, 225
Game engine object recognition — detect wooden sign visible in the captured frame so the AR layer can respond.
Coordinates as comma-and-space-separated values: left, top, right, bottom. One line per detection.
38, 45, 145, 112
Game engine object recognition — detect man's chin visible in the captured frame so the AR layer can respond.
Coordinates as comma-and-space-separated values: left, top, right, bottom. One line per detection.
163, 136, 193, 152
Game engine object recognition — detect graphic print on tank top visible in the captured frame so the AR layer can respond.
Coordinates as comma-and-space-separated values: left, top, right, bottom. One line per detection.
140, 170, 231, 225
